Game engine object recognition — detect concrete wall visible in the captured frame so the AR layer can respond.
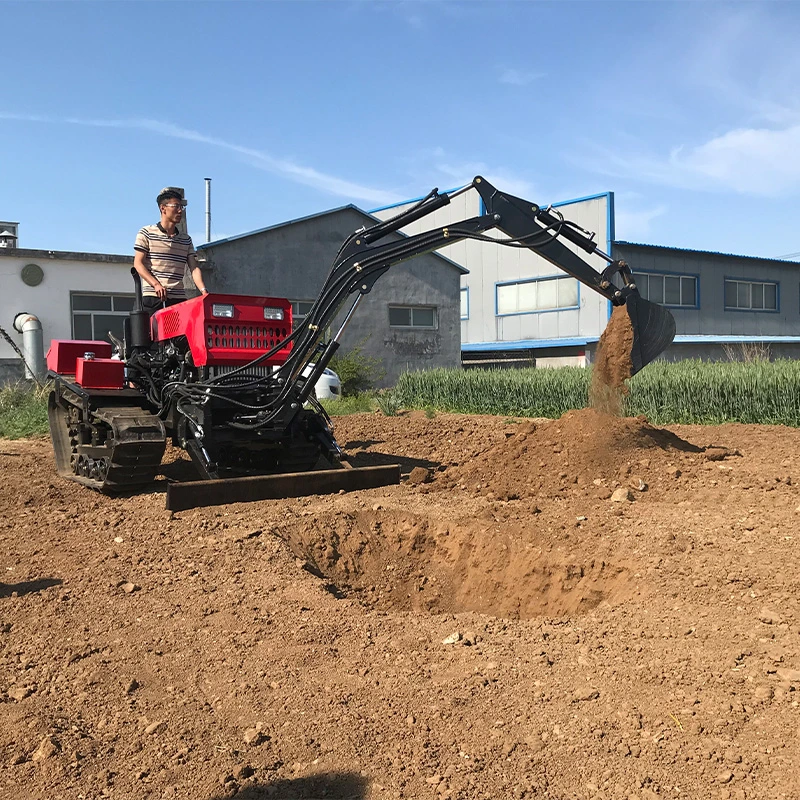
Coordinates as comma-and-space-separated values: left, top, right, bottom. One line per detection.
585, 339, 800, 364
0, 359, 24, 385
197, 207, 464, 387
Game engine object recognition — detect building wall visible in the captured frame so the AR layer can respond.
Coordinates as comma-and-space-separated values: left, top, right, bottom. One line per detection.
585, 339, 800, 364
0, 248, 135, 381
375, 190, 800, 367
373, 185, 613, 351
0, 360, 24, 384
613, 243, 800, 355
198, 207, 464, 386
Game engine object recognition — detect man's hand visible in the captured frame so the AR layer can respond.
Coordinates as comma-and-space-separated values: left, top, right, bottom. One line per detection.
153, 281, 168, 301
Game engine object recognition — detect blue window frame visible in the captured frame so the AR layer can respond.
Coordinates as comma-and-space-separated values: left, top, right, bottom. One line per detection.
632, 271, 699, 308
724, 278, 778, 312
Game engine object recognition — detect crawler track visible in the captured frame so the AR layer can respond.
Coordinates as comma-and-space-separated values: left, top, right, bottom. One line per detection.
48, 380, 166, 493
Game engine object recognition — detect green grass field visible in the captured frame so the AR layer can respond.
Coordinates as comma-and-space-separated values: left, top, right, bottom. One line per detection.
392, 359, 800, 426
0, 382, 51, 439
4, 359, 800, 440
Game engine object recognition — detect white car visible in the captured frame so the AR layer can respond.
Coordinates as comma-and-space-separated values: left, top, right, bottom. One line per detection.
303, 364, 342, 400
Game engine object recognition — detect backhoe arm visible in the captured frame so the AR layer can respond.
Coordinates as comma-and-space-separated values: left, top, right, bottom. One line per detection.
212, 176, 675, 432
471, 177, 633, 303
280, 176, 674, 384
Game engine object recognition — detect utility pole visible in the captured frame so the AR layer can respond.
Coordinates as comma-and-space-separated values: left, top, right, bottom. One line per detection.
205, 178, 212, 243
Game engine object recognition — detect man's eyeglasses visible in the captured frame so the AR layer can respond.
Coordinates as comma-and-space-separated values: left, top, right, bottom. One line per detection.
163, 203, 187, 209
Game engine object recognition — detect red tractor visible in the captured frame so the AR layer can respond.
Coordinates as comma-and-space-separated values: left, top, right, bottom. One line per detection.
46, 177, 675, 510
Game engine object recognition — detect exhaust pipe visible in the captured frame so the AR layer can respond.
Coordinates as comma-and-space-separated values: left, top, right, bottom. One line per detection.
128, 268, 152, 351
12, 312, 46, 383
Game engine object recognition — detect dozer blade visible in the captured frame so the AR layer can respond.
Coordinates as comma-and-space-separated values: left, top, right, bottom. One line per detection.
625, 292, 676, 376
165, 464, 401, 512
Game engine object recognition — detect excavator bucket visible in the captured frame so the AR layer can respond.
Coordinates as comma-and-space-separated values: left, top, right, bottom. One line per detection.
625, 292, 676, 376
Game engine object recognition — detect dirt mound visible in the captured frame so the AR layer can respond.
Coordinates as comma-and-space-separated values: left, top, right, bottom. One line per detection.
436, 408, 700, 502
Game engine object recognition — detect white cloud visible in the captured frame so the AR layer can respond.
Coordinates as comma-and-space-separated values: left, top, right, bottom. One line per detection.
0, 112, 402, 206
430, 157, 537, 199
498, 68, 545, 87
680, 5, 800, 127
571, 5, 800, 197
613, 203, 667, 242
670, 125, 800, 195
581, 123, 800, 197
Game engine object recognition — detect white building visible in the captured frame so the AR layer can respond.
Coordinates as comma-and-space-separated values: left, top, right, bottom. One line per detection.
0, 246, 135, 383
372, 182, 800, 366
372, 183, 613, 368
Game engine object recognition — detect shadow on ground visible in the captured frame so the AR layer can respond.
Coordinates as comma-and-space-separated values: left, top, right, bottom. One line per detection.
0, 577, 62, 598
208, 772, 368, 799
160, 458, 203, 483
344, 449, 438, 476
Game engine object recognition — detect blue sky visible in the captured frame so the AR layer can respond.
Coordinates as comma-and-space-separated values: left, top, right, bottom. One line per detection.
3, 0, 800, 260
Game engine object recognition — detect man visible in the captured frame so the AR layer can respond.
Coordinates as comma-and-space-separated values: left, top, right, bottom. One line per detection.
134, 187, 208, 314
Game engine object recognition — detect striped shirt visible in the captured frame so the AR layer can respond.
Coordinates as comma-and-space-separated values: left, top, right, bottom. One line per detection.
134, 224, 195, 299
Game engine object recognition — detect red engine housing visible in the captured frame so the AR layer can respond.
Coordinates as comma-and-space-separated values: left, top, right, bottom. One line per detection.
46, 341, 124, 389
150, 294, 293, 368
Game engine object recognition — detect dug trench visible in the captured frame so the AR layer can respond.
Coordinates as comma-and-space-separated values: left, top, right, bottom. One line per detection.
276, 308, 678, 623
274, 405, 714, 622
274, 505, 635, 620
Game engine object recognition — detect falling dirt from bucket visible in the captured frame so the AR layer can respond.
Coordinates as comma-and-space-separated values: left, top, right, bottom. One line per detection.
590, 304, 634, 415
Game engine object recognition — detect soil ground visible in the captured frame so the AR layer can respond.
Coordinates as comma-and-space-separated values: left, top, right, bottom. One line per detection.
1, 410, 800, 800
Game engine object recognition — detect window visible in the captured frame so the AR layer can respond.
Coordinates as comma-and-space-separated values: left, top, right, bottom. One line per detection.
388, 305, 437, 328
291, 300, 315, 331
496, 276, 578, 316
724, 279, 777, 311
71, 292, 135, 343
633, 272, 697, 307
460, 287, 469, 320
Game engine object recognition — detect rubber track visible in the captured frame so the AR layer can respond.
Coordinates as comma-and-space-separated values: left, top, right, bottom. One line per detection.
49, 394, 166, 493
92, 408, 167, 492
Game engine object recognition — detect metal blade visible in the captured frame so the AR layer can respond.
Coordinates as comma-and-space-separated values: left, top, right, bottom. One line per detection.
166, 464, 401, 511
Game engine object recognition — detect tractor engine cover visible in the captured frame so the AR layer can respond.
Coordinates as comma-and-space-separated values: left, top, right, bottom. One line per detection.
150, 294, 294, 367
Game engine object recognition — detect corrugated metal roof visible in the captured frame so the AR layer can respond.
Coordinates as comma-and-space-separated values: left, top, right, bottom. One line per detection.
196, 204, 467, 273
196, 204, 362, 248
613, 240, 800, 266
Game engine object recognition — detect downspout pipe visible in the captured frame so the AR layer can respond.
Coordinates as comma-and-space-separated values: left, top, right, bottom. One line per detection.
12, 312, 45, 383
